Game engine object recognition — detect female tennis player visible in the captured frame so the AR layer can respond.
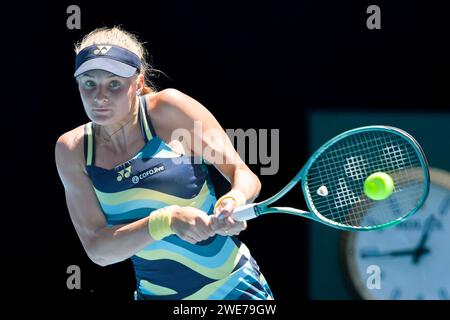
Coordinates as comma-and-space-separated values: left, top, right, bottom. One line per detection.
55, 26, 274, 300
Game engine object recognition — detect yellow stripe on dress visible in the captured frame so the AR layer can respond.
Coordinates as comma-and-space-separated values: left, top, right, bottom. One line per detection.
135, 246, 241, 280
139, 279, 178, 295
136, 242, 252, 280
86, 122, 93, 166
140, 101, 153, 140
183, 271, 237, 300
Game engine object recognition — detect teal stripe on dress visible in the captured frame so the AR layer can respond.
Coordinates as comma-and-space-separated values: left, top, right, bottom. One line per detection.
162, 233, 232, 256
140, 137, 173, 158
99, 192, 215, 216
141, 236, 238, 268
198, 194, 216, 213
100, 199, 174, 215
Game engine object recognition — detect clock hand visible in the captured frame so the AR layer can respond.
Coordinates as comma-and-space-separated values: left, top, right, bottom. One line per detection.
412, 215, 436, 264
360, 247, 430, 259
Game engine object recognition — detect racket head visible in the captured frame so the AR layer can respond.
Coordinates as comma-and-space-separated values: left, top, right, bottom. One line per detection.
301, 125, 430, 231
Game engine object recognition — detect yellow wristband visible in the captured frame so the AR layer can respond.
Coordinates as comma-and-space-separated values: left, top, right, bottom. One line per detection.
148, 206, 177, 240
214, 190, 246, 209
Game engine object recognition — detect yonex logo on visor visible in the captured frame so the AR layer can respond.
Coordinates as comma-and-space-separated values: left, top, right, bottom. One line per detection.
74, 44, 141, 78
93, 45, 112, 55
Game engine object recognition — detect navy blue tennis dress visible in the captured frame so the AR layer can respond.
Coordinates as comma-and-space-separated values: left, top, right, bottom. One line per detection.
84, 96, 274, 300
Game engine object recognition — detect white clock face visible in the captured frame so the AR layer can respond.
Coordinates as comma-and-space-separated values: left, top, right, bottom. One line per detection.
349, 182, 450, 300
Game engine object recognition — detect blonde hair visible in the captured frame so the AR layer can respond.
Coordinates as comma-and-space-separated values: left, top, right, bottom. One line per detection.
74, 26, 158, 94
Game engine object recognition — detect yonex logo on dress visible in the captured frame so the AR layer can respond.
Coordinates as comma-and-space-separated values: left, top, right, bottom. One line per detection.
93, 46, 112, 55
132, 165, 165, 184
117, 165, 132, 182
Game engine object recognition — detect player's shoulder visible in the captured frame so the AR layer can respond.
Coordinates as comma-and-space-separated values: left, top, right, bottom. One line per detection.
142, 89, 193, 133
144, 88, 191, 114
55, 124, 87, 170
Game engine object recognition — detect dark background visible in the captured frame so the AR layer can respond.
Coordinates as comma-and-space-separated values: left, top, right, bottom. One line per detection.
4, 0, 449, 311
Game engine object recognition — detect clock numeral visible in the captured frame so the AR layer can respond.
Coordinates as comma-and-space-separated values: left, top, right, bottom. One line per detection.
390, 288, 401, 300
438, 288, 448, 300
438, 196, 450, 216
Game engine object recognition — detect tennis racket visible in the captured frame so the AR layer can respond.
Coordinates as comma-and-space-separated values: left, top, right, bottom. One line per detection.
232, 126, 430, 231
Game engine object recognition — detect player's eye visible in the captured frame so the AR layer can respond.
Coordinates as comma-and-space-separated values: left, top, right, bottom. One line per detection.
83, 80, 96, 89
109, 80, 121, 89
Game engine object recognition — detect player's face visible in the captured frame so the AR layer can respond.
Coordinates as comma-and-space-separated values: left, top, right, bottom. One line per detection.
77, 70, 138, 125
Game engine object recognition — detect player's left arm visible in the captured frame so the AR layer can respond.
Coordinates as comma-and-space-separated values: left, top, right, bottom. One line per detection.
147, 88, 261, 235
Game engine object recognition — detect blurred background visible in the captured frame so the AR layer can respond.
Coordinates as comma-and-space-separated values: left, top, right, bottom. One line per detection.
3, 0, 449, 305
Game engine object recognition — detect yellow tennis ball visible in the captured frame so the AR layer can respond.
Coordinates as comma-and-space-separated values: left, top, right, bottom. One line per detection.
364, 172, 394, 201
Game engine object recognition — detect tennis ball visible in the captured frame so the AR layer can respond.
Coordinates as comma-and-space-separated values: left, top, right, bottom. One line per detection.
363, 172, 394, 201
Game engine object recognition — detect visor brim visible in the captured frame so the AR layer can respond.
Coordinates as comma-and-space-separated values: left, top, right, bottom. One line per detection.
74, 57, 137, 78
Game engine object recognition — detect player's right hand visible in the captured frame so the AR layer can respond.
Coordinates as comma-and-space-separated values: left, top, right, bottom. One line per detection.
170, 206, 216, 244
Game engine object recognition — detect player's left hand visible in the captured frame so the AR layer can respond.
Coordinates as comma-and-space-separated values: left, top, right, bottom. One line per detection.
211, 198, 247, 236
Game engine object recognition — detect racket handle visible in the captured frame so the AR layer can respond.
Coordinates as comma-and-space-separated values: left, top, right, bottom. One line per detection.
232, 204, 258, 221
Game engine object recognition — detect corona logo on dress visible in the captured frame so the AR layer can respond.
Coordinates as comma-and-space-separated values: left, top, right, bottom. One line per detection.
117, 165, 132, 182
93, 45, 112, 55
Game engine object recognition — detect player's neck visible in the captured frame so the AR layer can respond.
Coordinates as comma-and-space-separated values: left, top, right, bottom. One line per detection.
97, 101, 141, 152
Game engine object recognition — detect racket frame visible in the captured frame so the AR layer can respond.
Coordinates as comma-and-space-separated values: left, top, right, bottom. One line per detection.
232, 125, 430, 231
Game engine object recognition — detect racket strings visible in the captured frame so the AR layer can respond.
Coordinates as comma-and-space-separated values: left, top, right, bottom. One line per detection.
336, 133, 422, 226
305, 130, 426, 228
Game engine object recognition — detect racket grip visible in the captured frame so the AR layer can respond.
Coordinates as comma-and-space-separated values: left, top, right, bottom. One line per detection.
232, 204, 258, 221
